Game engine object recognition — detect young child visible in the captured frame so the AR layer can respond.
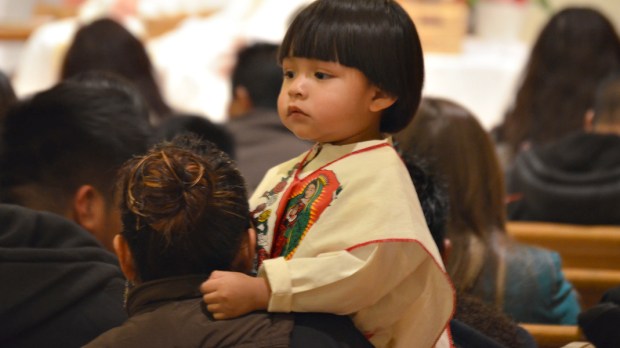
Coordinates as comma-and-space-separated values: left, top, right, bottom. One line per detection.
201, 1, 455, 347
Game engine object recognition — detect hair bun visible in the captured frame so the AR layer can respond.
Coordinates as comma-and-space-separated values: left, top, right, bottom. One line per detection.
126, 148, 210, 239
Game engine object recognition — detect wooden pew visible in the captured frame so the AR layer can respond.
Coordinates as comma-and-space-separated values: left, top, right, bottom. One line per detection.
506, 222, 620, 269
563, 268, 620, 309
519, 324, 586, 348
506, 221, 620, 309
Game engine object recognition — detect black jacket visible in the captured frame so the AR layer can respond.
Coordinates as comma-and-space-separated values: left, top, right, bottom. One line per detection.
578, 286, 620, 348
85, 275, 372, 348
0, 204, 126, 348
506, 132, 620, 225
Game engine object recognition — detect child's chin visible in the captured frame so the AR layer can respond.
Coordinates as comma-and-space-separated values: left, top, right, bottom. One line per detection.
291, 132, 316, 142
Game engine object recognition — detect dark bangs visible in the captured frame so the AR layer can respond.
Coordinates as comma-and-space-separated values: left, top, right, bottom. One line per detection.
279, 0, 424, 133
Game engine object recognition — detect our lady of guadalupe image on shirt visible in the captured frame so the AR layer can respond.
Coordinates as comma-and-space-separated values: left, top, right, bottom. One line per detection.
272, 170, 341, 259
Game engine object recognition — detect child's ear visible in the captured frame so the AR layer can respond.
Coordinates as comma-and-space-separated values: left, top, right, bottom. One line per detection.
369, 88, 397, 113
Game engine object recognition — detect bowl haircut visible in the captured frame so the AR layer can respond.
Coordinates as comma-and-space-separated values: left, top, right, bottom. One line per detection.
278, 0, 424, 133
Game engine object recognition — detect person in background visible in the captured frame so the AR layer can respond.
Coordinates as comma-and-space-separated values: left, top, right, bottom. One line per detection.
396, 97, 580, 325
0, 204, 126, 348
0, 70, 16, 121
154, 113, 236, 160
0, 76, 152, 347
70, 70, 152, 123
578, 285, 620, 348
403, 156, 536, 348
85, 134, 372, 347
201, 1, 454, 347
226, 42, 311, 194
61, 17, 173, 124
145, 0, 314, 123
506, 74, 620, 225
495, 7, 620, 165
0, 74, 152, 251
11, 0, 145, 98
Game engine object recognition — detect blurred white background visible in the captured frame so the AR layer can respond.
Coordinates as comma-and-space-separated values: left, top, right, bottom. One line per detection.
1, 0, 619, 128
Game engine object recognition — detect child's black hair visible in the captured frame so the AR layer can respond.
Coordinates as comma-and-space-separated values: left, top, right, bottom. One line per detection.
278, 0, 424, 133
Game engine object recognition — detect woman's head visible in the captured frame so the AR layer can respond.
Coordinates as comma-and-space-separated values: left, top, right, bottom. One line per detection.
116, 135, 250, 282
396, 98, 506, 289
61, 18, 172, 122
503, 7, 620, 153
398, 98, 506, 237
278, 0, 424, 133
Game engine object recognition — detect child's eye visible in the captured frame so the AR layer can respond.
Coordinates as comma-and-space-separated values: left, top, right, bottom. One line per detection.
283, 70, 295, 79
315, 72, 331, 80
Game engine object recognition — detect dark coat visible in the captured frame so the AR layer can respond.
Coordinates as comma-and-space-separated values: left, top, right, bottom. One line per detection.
86, 275, 373, 348
506, 132, 620, 225
0, 204, 126, 348
86, 275, 293, 348
578, 286, 620, 348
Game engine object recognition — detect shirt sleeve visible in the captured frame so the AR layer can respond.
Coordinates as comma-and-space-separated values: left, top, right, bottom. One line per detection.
259, 241, 431, 314
259, 239, 455, 348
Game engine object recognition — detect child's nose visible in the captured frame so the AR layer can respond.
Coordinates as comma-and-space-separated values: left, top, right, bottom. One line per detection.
287, 77, 306, 98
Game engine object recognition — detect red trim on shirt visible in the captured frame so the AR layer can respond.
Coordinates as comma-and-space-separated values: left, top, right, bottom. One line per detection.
345, 238, 419, 252
346, 238, 457, 348
295, 142, 391, 181
316, 142, 390, 173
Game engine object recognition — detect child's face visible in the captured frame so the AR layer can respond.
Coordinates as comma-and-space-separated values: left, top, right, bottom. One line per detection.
278, 57, 383, 145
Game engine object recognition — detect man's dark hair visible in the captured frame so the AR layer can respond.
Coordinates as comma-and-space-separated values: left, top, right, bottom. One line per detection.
231, 42, 282, 110
0, 77, 153, 212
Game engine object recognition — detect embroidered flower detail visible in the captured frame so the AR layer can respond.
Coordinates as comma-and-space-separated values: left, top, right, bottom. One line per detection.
273, 180, 287, 194
257, 210, 271, 223
260, 163, 300, 199
266, 194, 277, 206
252, 203, 266, 215
257, 248, 269, 266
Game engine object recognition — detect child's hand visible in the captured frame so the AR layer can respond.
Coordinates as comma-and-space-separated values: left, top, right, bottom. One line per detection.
200, 271, 271, 319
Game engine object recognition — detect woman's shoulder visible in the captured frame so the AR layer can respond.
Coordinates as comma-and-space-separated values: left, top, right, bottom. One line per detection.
505, 241, 563, 271
499, 240, 580, 324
